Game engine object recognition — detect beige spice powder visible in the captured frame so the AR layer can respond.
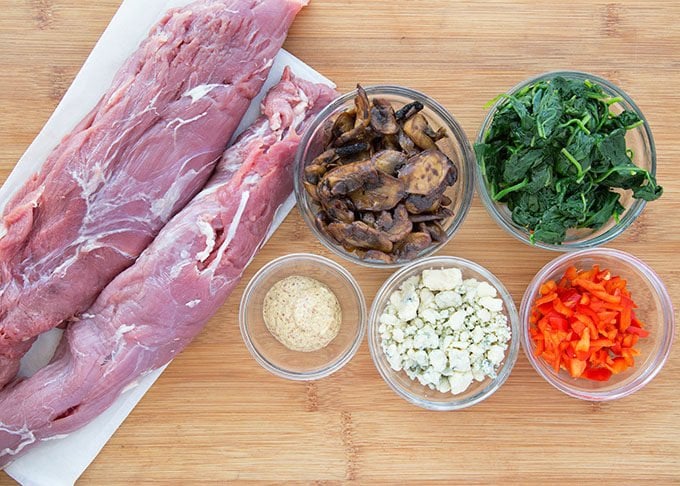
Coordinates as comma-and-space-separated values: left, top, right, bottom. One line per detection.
263, 275, 342, 352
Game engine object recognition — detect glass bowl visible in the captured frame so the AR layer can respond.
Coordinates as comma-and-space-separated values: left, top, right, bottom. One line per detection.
520, 248, 674, 400
367, 256, 520, 410
475, 71, 656, 251
239, 253, 366, 380
294, 85, 476, 268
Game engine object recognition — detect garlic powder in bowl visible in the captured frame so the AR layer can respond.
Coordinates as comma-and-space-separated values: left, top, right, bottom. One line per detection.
263, 275, 341, 352
240, 253, 366, 381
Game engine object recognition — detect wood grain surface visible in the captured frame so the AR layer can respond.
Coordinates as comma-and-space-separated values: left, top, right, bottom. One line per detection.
1, 0, 679, 483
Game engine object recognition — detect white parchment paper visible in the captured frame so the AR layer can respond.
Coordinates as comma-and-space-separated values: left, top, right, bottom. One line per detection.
1, 1, 332, 484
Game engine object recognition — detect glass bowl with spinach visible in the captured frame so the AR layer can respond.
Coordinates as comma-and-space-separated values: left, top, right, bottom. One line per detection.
474, 71, 661, 250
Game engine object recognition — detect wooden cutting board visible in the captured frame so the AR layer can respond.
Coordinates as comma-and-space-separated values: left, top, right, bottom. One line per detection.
1, 0, 679, 483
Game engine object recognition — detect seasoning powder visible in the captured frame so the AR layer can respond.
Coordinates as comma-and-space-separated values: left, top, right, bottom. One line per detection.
263, 275, 341, 352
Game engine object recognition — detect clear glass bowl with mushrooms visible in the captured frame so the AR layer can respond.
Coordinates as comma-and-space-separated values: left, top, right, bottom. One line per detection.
294, 85, 476, 267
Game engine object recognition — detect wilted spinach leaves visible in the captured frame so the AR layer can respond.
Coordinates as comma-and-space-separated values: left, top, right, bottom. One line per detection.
475, 76, 662, 245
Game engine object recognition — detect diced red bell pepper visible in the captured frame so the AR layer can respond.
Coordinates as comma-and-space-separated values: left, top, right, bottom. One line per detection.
627, 326, 649, 338
553, 298, 574, 317
567, 358, 587, 378
570, 320, 587, 336
582, 367, 613, 382
529, 264, 649, 383
573, 278, 606, 293
606, 357, 628, 375
539, 280, 557, 295
535, 292, 557, 306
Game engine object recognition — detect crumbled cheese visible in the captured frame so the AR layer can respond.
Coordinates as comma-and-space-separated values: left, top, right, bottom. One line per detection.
378, 268, 511, 395
421, 268, 462, 291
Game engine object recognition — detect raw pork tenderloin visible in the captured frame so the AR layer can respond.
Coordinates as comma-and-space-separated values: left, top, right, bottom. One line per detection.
0, 0, 308, 387
0, 69, 336, 467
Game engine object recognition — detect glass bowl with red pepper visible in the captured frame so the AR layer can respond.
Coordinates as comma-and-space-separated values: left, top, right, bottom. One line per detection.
520, 248, 674, 401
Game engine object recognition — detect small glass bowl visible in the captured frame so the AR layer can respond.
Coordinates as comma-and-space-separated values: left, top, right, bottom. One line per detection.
520, 248, 674, 401
294, 85, 476, 268
476, 71, 656, 251
239, 253, 366, 381
368, 256, 520, 410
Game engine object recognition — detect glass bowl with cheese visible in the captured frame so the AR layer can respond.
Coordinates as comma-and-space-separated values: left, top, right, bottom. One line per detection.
240, 253, 366, 380
367, 256, 520, 410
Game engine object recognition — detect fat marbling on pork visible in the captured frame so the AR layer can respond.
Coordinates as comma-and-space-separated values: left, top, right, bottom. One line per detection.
0, 68, 337, 467
0, 0, 309, 387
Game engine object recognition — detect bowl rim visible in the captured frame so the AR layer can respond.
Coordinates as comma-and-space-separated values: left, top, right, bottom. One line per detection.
367, 255, 520, 410
475, 70, 657, 252
239, 252, 367, 381
519, 247, 675, 401
294, 84, 476, 269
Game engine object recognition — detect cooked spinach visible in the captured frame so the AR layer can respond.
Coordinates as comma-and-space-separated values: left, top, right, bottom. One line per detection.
475, 76, 662, 245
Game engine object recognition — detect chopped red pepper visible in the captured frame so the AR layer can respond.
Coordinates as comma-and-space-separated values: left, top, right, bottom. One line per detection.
567, 358, 587, 378
553, 298, 574, 317
539, 280, 557, 295
529, 264, 649, 381
582, 367, 613, 382
535, 293, 558, 306
627, 325, 649, 338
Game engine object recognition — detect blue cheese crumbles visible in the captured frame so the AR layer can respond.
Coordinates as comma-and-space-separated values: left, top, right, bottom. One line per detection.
378, 268, 511, 394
